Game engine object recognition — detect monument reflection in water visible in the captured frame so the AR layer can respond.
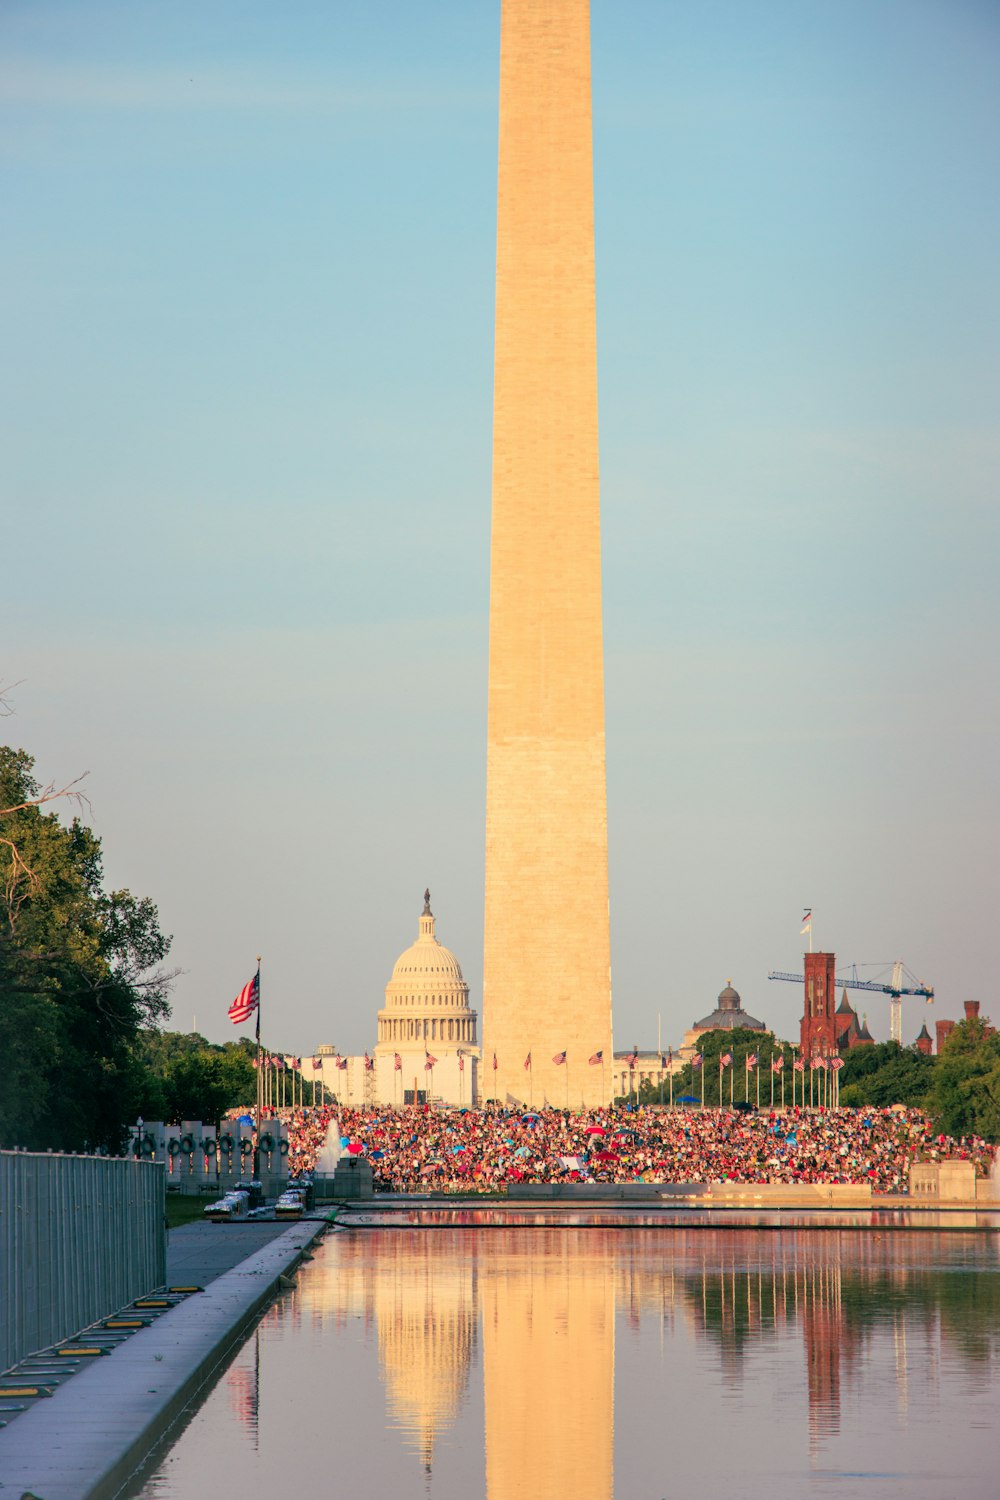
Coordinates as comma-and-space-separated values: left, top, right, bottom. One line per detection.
135, 1228, 999, 1500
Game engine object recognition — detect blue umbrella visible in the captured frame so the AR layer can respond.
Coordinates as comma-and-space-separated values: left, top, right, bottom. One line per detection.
678, 1095, 699, 1104
238, 1115, 254, 1126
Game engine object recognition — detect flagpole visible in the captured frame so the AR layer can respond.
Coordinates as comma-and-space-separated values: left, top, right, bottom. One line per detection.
254, 957, 262, 1182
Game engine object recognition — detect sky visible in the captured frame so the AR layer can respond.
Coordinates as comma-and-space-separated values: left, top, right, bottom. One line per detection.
3, 0, 998, 1059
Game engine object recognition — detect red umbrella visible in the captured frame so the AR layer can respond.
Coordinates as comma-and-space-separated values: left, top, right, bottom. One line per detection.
585, 1125, 606, 1135
594, 1150, 619, 1162
346, 1142, 364, 1155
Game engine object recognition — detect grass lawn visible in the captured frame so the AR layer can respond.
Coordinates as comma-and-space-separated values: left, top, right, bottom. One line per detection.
165, 1194, 212, 1230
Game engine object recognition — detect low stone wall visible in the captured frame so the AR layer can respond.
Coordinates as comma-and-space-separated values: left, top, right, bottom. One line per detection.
514, 1182, 674, 1202
910, 1161, 978, 1202
708, 1182, 873, 1207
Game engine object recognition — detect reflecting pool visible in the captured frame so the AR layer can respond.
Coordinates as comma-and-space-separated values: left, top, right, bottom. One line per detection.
133, 1226, 999, 1499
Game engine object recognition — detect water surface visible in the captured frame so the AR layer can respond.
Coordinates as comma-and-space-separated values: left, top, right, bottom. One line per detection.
134, 1225, 999, 1499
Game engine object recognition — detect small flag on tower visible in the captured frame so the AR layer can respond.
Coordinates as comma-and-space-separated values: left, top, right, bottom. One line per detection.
800, 909, 813, 935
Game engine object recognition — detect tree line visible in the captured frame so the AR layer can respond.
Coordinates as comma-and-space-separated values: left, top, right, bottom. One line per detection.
627, 1021, 1000, 1140
0, 745, 266, 1150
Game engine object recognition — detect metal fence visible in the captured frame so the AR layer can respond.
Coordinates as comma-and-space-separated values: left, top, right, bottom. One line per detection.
0, 1150, 166, 1372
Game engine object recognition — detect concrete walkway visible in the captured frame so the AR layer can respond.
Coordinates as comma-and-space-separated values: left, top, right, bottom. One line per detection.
165, 1217, 299, 1282
0, 1216, 328, 1500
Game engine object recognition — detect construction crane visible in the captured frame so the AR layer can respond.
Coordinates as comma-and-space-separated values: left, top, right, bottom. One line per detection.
768, 961, 933, 1045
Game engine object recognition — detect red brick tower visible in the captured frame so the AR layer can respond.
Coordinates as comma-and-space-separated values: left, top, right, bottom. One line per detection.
935, 1019, 956, 1053
800, 952, 838, 1058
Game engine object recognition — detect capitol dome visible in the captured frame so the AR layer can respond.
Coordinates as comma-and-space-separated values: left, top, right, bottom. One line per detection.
376, 891, 478, 1055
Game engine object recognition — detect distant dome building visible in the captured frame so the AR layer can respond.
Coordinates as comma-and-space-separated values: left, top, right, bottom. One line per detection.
373, 891, 479, 1106
679, 981, 767, 1059
693, 982, 766, 1035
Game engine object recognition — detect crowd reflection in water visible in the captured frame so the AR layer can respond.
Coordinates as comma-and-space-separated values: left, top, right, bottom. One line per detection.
248, 1227, 999, 1495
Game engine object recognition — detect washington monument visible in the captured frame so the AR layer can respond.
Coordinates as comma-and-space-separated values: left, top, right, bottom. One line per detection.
483, 0, 613, 1108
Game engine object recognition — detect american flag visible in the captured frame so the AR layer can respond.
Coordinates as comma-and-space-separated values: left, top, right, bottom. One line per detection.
311, 1056, 322, 1070
523, 1052, 532, 1070
424, 1052, 438, 1071
793, 1057, 805, 1072
746, 1053, 758, 1069
492, 1052, 498, 1071
336, 1056, 348, 1071
720, 1052, 733, 1067
458, 1051, 465, 1072
394, 1053, 402, 1071
552, 1051, 567, 1066
830, 1057, 844, 1071
691, 1053, 703, 1069
364, 1054, 373, 1072
589, 1050, 603, 1065
228, 971, 259, 1025
628, 1050, 638, 1069
771, 1055, 784, 1071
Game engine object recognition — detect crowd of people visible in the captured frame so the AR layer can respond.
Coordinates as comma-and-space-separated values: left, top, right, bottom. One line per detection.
259, 1102, 996, 1195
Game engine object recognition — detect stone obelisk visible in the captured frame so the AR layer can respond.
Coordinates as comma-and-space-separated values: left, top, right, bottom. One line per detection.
483, 0, 612, 1109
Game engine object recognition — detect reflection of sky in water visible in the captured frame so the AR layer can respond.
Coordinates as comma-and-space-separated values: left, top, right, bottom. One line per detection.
134, 1228, 1000, 1500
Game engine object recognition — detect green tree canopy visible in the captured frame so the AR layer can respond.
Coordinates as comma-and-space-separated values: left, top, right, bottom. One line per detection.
647, 1029, 795, 1108
0, 746, 173, 1151
134, 1030, 256, 1124
929, 1016, 1000, 1142
838, 1041, 936, 1110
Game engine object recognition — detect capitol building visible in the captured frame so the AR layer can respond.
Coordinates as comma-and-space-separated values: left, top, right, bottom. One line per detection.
315, 891, 480, 1108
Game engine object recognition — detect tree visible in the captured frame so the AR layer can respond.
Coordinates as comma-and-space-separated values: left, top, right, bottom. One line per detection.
929, 1017, 1000, 1142
134, 1030, 256, 1124
652, 1029, 795, 1108
838, 1041, 937, 1110
0, 745, 174, 1152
